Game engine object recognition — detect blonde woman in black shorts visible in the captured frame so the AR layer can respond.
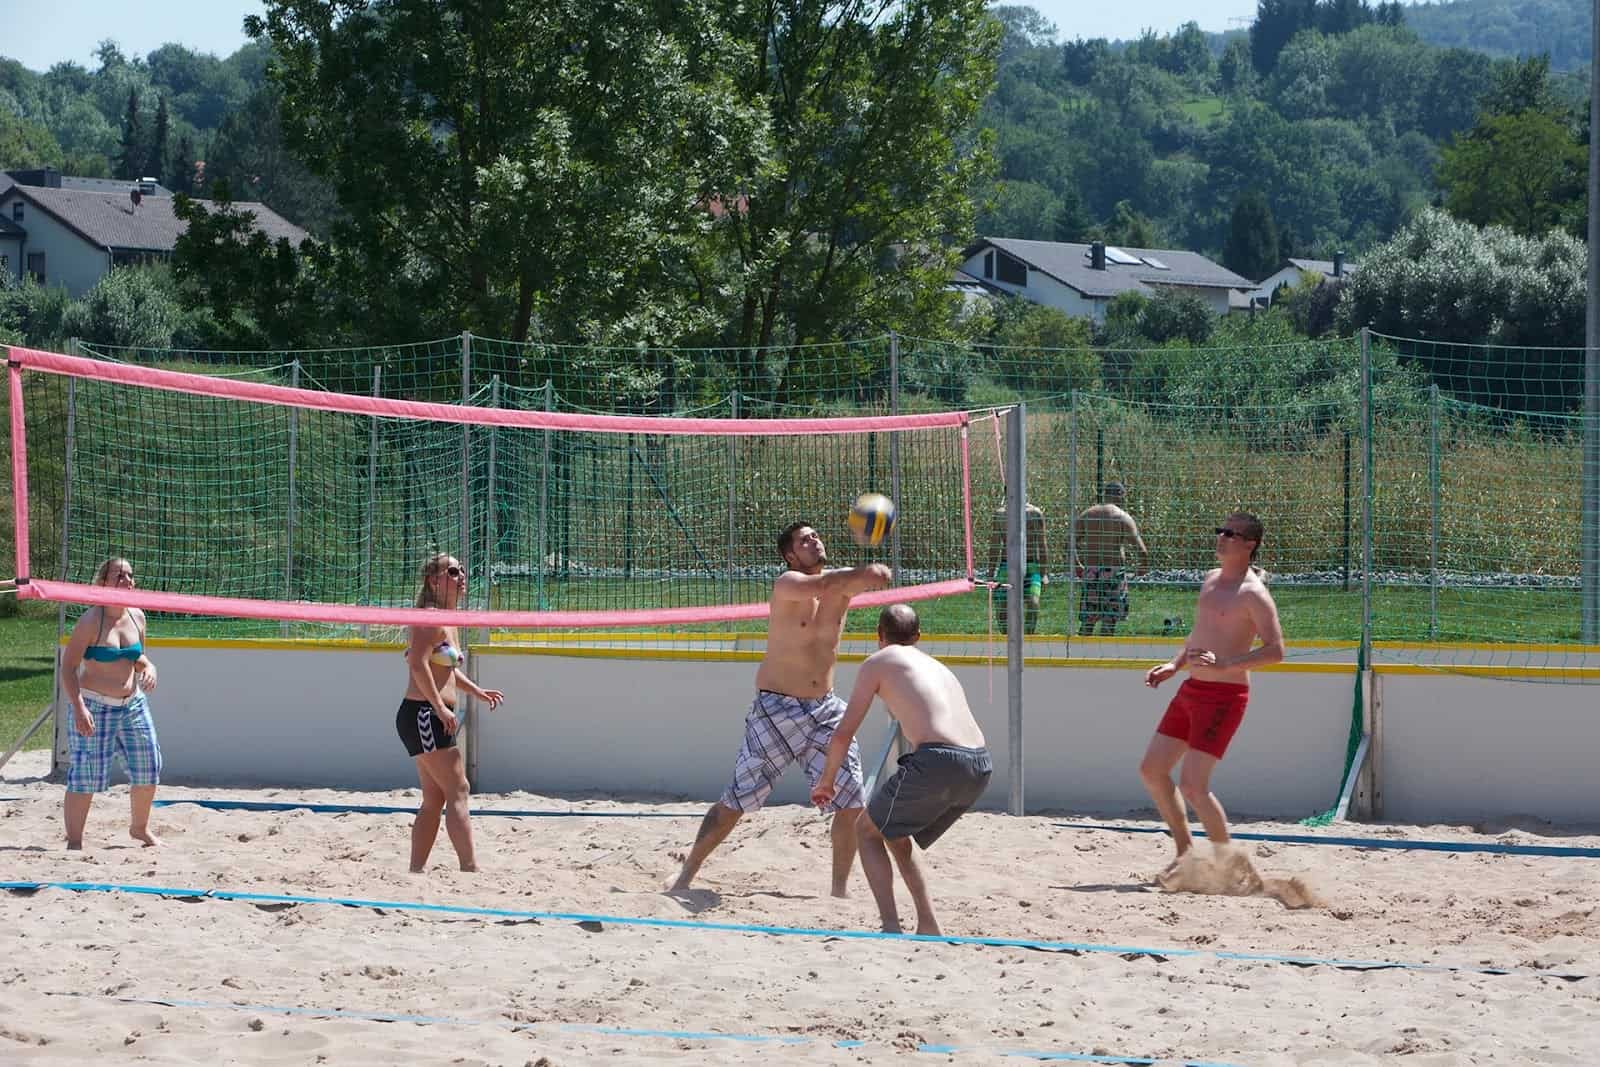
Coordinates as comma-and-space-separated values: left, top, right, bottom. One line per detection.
398, 553, 504, 872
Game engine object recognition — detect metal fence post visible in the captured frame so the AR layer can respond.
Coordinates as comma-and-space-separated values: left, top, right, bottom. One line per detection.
1429, 384, 1440, 640
283, 359, 300, 637
727, 389, 739, 605
484, 375, 501, 635
52, 373, 78, 773
536, 379, 553, 612
1584, 0, 1600, 643
361, 365, 381, 640
889, 333, 902, 584
460, 331, 472, 579
1360, 328, 1374, 663
1006, 402, 1026, 816
1066, 391, 1079, 651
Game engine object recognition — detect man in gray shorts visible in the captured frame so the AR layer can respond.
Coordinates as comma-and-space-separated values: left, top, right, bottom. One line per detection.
671, 521, 891, 897
813, 604, 991, 934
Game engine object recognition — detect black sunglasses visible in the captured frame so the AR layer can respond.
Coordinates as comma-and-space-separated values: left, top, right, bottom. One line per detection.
445, 564, 465, 577
1214, 527, 1247, 540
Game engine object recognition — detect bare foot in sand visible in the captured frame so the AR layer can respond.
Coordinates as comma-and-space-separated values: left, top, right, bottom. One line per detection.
66, 839, 84, 851
130, 827, 160, 847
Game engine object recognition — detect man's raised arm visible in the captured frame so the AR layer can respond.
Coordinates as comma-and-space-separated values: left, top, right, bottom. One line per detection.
774, 563, 891, 602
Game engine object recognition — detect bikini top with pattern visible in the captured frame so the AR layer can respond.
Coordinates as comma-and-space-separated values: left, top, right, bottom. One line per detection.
429, 641, 465, 669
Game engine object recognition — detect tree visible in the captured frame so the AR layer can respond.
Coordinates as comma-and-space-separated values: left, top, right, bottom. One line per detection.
64, 266, 184, 348
1437, 109, 1583, 236
1219, 38, 1256, 98
985, 300, 1099, 394
171, 182, 321, 347
0, 109, 65, 171
150, 94, 170, 183
695, 0, 999, 373
169, 134, 197, 195
1223, 190, 1280, 280
1137, 288, 1215, 345
248, 0, 759, 355
1337, 208, 1584, 409
205, 84, 335, 234
992, 4, 1056, 62
1478, 55, 1559, 119
1053, 185, 1091, 243
1105, 199, 1157, 248
116, 88, 144, 179
1251, 0, 1318, 74
1062, 36, 1109, 86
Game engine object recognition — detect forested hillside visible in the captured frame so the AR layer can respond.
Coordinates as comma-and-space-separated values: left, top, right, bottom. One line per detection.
980, 0, 1587, 266
1407, 0, 1591, 70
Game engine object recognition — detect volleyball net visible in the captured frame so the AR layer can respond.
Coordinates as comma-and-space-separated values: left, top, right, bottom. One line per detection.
5, 346, 980, 634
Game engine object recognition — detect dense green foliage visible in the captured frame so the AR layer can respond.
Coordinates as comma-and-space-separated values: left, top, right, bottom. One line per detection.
1406, 0, 1593, 71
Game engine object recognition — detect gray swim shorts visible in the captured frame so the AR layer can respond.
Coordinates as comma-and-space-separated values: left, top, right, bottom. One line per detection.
866, 743, 992, 849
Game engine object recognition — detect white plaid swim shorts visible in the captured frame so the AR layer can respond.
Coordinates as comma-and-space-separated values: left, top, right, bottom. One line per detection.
719, 690, 865, 814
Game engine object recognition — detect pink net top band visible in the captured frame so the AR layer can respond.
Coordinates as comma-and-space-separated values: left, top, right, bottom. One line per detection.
20, 578, 976, 629
7, 347, 969, 437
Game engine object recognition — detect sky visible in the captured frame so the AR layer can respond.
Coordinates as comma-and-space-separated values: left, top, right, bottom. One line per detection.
4, 1, 1265, 72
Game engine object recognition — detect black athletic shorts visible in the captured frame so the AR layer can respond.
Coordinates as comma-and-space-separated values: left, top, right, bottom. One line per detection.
396, 698, 457, 758
866, 743, 992, 849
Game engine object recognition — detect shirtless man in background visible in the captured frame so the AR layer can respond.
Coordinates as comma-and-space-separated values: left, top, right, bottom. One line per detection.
671, 521, 890, 896
1072, 482, 1148, 635
813, 604, 991, 935
1139, 511, 1284, 880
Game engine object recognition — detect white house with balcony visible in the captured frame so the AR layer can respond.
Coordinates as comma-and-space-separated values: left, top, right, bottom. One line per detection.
958, 237, 1253, 324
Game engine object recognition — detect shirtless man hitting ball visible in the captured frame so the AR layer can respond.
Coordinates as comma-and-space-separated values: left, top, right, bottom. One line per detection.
671, 521, 890, 897
1139, 511, 1284, 881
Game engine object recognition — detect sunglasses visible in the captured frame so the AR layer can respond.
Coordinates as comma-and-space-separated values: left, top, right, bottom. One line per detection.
444, 565, 465, 578
1214, 527, 1249, 540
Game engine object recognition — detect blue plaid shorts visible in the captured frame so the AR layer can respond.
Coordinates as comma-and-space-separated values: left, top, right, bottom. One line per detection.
719, 690, 865, 814
67, 689, 163, 793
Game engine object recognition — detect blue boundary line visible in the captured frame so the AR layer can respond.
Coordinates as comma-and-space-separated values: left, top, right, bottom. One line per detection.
1055, 822, 1600, 859
41, 991, 1242, 1065
4, 880, 1587, 982
149, 798, 699, 818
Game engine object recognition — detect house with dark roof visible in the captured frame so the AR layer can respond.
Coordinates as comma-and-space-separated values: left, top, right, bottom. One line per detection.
0, 169, 308, 298
959, 237, 1254, 324
1250, 255, 1357, 307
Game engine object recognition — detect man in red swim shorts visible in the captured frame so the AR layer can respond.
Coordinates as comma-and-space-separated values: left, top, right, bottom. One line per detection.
1139, 512, 1284, 882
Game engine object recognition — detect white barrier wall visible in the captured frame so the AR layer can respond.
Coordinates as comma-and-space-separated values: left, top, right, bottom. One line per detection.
84, 642, 1355, 820
109, 644, 421, 790
470, 653, 1016, 806
1019, 666, 1357, 816
1376, 671, 1600, 825
70, 642, 1599, 826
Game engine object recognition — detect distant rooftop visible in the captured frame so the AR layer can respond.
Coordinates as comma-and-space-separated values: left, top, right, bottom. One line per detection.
2, 168, 173, 198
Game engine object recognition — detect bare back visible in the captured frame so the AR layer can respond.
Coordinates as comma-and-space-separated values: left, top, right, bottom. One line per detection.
860, 644, 985, 749
989, 505, 1048, 566
1073, 504, 1141, 569
1186, 568, 1275, 685
756, 580, 853, 698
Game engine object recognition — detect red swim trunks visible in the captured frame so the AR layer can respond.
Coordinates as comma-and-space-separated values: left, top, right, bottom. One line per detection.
1156, 679, 1250, 759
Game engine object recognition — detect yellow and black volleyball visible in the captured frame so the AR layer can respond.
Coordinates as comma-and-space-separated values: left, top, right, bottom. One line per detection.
847, 492, 896, 547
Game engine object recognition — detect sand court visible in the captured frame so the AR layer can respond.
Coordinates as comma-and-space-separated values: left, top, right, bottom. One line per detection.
3, 750, 1598, 1065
